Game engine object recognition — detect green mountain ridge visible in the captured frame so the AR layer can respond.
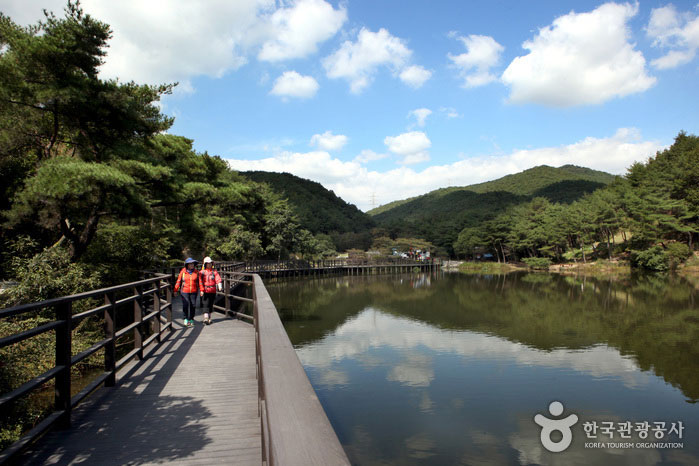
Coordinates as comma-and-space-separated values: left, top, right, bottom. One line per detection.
368, 165, 616, 216
241, 171, 375, 235
368, 165, 618, 255
241, 165, 618, 256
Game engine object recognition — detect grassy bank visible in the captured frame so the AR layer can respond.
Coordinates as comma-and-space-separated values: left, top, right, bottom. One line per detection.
456, 262, 521, 274
548, 260, 631, 276
457, 259, 631, 277
456, 255, 699, 283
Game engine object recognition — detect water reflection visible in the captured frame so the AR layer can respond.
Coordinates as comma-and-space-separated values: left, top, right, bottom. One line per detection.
268, 272, 699, 465
297, 309, 647, 389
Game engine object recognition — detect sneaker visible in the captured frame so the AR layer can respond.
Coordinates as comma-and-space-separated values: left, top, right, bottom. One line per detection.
183, 319, 189, 326
188, 320, 194, 327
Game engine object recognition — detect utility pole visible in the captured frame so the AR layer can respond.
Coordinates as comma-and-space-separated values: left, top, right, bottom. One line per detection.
370, 192, 377, 209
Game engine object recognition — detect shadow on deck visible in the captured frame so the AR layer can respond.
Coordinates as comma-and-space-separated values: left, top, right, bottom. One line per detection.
23, 308, 260, 465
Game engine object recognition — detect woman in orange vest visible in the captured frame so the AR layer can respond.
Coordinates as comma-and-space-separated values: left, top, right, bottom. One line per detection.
199, 256, 222, 325
174, 257, 200, 327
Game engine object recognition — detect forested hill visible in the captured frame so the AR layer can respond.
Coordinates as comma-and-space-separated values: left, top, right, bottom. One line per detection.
366, 165, 614, 217
368, 165, 617, 255
241, 171, 375, 235
464, 165, 615, 197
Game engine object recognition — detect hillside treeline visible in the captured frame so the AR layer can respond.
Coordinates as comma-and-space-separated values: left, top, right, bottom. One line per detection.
371, 165, 616, 255
454, 133, 698, 271
241, 171, 375, 251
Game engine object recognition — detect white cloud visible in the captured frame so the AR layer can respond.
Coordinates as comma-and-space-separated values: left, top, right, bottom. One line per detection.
87, 0, 268, 87
387, 354, 434, 387
310, 131, 348, 151
384, 131, 431, 164
440, 107, 461, 118
226, 128, 662, 211
354, 149, 388, 164
323, 28, 430, 93
501, 2, 656, 106
5, 0, 342, 91
296, 308, 650, 390
399, 65, 432, 88
408, 108, 432, 128
258, 0, 347, 61
646, 4, 699, 69
448, 34, 504, 88
270, 71, 319, 99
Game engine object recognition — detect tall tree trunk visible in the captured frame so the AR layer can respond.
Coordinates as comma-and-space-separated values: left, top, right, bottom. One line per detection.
579, 235, 586, 263
499, 241, 507, 264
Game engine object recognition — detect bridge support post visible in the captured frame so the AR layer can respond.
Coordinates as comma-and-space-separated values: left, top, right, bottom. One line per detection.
55, 301, 72, 429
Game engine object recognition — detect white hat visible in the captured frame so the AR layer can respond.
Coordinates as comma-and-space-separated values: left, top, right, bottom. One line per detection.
203, 256, 213, 264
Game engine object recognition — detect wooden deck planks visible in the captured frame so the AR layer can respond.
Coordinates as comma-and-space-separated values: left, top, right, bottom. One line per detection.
23, 310, 261, 465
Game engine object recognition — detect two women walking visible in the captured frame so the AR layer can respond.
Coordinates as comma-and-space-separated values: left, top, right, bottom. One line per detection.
174, 256, 222, 326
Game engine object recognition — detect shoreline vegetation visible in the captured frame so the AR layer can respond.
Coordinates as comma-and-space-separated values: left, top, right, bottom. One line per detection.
452, 253, 699, 281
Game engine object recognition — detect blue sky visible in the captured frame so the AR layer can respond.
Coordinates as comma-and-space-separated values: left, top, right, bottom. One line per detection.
7, 1, 699, 210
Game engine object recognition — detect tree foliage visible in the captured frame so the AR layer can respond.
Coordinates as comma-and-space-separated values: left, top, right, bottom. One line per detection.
452, 133, 698, 270
242, 171, 375, 249
0, 3, 328, 282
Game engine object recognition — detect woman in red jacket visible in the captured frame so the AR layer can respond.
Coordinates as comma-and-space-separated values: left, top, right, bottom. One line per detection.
174, 257, 200, 327
199, 256, 222, 325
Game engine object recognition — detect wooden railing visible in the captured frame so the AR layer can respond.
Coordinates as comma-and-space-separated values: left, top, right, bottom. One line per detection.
1, 263, 350, 464
0, 273, 173, 463
246, 257, 437, 273
217, 270, 350, 465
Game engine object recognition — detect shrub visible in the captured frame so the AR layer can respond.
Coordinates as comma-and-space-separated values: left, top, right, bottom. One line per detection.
522, 257, 552, 270
666, 243, 691, 269
630, 246, 668, 271
2, 247, 102, 309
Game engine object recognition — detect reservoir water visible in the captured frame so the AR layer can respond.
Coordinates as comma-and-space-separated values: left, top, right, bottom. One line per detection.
268, 271, 699, 465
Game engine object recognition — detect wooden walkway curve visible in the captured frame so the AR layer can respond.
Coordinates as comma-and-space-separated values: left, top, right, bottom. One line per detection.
1, 265, 363, 465
22, 308, 260, 465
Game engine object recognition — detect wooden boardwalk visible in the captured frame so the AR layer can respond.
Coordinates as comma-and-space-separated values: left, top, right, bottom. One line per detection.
22, 309, 261, 465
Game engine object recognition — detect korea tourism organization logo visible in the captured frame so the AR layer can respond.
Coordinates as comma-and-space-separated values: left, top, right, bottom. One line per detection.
534, 401, 685, 453
534, 401, 579, 452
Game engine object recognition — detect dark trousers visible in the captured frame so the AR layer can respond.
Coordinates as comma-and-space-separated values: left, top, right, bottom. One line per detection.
202, 292, 216, 314
180, 292, 197, 320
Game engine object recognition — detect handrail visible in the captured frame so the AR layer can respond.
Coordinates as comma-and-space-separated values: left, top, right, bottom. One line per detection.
0, 275, 167, 319
215, 270, 350, 465
2, 260, 379, 464
244, 257, 440, 274
253, 273, 349, 465
0, 272, 174, 463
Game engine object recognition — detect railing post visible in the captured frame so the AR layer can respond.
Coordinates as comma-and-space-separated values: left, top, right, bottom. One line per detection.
55, 301, 72, 429
166, 277, 173, 330
104, 292, 116, 387
224, 274, 231, 316
154, 280, 162, 342
134, 285, 144, 360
